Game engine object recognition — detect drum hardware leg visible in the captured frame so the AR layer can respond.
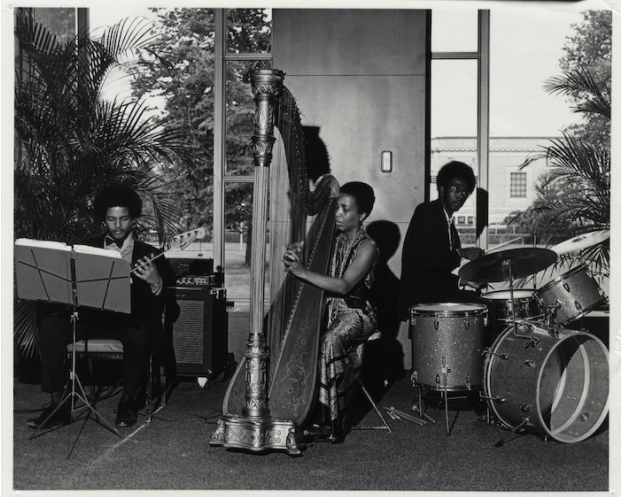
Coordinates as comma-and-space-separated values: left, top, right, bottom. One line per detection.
483, 349, 509, 360
443, 374, 450, 435
411, 404, 436, 424
523, 337, 540, 349
480, 394, 506, 403
411, 386, 436, 424
493, 418, 529, 447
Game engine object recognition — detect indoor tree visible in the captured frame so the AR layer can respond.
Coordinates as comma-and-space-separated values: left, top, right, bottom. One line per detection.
14, 10, 200, 358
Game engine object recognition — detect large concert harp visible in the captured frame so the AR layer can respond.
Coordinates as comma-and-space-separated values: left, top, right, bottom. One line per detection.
210, 69, 339, 455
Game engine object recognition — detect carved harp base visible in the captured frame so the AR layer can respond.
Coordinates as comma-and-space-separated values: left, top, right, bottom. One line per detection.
209, 416, 305, 456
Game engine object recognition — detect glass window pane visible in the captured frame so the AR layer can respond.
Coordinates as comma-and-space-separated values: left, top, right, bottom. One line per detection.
431, 60, 477, 138
432, 10, 478, 53
225, 60, 259, 176
227, 9, 272, 53
488, 10, 582, 252
224, 183, 271, 300
431, 60, 478, 247
34, 8, 76, 44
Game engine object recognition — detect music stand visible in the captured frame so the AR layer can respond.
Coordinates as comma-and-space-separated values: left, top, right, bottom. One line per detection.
15, 240, 131, 455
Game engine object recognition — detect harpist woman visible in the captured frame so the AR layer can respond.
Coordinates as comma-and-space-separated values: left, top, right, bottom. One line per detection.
282, 181, 379, 443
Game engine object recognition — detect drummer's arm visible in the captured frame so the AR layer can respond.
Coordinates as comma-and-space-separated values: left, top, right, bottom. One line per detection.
457, 247, 484, 261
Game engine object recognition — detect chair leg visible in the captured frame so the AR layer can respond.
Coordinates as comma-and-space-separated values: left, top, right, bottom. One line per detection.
358, 379, 392, 433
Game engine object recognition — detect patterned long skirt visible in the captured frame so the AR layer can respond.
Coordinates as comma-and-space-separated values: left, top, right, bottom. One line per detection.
318, 306, 377, 426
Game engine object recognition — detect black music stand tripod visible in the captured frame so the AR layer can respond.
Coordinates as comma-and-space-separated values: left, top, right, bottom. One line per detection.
16, 242, 131, 456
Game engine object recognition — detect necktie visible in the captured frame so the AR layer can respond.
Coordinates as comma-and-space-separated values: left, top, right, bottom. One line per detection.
448, 219, 454, 251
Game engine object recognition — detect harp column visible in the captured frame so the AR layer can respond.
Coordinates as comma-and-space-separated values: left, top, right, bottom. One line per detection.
244, 68, 285, 418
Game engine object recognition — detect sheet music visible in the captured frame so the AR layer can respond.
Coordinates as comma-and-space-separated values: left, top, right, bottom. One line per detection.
15, 238, 71, 251
73, 244, 122, 258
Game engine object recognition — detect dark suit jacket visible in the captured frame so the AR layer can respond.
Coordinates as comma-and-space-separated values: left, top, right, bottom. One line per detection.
398, 199, 462, 320
80, 235, 171, 331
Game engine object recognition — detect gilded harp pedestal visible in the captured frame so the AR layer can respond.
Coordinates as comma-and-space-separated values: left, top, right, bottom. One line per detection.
209, 69, 339, 455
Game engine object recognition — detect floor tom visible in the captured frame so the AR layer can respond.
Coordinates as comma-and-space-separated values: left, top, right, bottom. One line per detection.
410, 302, 488, 391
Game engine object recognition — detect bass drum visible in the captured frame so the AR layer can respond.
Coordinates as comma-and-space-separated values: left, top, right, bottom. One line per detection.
483, 322, 609, 443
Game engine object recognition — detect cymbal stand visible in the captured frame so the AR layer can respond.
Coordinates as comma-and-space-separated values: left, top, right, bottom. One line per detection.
29, 258, 121, 457
506, 261, 534, 342
533, 235, 538, 291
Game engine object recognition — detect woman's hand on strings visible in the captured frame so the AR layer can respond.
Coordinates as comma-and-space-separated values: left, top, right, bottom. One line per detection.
282, 245, 305, 278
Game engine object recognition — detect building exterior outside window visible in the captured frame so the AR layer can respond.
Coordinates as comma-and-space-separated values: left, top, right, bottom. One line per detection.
510, 171, 527, 198
430, 136, 554, 225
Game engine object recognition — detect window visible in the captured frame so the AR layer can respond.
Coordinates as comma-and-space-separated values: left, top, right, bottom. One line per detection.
468, 216, 474, 225
217, 8, 273, 300
430, 12, 484, 249
510, 172, 527, 198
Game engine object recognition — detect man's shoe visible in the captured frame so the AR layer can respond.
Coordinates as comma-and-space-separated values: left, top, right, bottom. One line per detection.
27, 403, 71, 429
115, 393, 137, 428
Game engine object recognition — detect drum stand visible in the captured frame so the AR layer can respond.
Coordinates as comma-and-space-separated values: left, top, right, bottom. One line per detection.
412, 370, 478, 436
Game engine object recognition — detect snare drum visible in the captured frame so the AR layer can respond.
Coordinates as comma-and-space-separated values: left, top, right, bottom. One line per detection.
483, 322, 609, 443
482, 289, 541, 323
410, 303, 488, 391
536, 265, 607, 325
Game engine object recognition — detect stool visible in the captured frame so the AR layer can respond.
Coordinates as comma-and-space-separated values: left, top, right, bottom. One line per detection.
68, 339, 165, 423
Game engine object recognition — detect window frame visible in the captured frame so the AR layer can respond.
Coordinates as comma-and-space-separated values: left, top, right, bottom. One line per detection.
214, 9, 273, 297
430, 10, 490, 250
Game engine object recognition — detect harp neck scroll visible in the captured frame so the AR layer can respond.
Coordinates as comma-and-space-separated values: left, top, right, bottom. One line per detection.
249, 68, 286, 169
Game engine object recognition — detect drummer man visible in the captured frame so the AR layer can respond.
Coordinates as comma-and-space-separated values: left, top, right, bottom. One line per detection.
398, 161, 491, 322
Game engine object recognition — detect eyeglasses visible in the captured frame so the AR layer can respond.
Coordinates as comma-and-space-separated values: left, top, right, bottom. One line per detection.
449, 185, 471, 199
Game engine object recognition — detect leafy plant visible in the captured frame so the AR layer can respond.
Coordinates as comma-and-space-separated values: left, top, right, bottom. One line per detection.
14, 10, 200, 357
512, 68, 610, 281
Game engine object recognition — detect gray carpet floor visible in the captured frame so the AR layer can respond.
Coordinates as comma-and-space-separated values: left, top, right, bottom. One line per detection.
12, 373, 611, 492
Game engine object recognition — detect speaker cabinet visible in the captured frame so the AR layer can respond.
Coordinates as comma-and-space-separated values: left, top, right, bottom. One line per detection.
165, 287, 228, 378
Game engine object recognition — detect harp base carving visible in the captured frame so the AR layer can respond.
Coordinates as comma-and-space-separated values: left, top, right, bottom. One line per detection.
209, 416, 304, 456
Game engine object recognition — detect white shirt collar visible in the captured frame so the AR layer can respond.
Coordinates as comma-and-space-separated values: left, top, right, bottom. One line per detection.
104, 233, 135, 264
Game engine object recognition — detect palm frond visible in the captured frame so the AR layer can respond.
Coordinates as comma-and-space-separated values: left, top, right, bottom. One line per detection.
544, 69, 611, 119
14, 9, 201, 355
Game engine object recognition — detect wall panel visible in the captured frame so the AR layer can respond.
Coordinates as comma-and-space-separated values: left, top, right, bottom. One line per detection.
270, 9, 429, 368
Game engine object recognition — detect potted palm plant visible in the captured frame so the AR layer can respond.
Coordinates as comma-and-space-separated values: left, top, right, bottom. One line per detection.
512, 68, 611, 286
13, 10, 199, 377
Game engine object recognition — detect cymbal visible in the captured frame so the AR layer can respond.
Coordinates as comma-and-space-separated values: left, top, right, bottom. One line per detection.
551, 230, 610, 255
459, 247, 557, 283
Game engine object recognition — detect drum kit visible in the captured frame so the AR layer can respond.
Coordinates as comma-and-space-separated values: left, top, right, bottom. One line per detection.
409, 231, 610, 443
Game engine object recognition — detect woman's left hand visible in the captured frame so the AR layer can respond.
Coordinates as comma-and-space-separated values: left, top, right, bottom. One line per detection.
282, 249, 305, 278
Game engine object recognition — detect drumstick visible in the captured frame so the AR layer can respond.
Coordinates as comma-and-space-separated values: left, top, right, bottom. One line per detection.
485, 237, 523, 254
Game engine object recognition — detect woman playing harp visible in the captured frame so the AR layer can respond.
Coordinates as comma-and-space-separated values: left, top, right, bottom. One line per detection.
282, 181, 379, 443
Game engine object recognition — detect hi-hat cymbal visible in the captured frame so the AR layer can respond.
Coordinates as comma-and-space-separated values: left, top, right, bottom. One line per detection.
551, 230, 610, 255
459, 247, 557, 283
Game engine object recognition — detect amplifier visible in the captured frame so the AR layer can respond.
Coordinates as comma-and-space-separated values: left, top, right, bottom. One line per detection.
175, 275, 215, 287
165, 287, 228, 378
168, 257, 214, 276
